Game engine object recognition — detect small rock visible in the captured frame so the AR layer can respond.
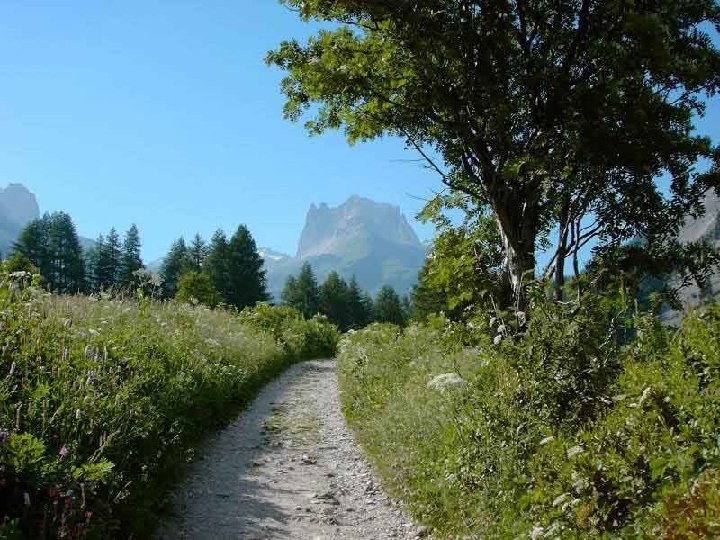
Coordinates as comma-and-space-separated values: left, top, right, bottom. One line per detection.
426, 373, 467, 393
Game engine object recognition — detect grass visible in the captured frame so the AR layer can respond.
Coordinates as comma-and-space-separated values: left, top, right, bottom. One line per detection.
0, 271, 338, 538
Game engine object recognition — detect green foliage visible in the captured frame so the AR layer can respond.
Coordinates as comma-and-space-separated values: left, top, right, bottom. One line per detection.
224, 225, 268, 309
237, 302, 339, 360
1, 253, 39, 275
373, 285, 406, 326
319, 271, 351, 330
175, 271, 222, 308
119, 224, 143, 289
281, 262, 320, 318
13, 212, 86, 293
161, 237, 193, 298
338, 297, 720, 538
269, 0, 720, 304
413, 192, 509, 320
0, 271, 326, 537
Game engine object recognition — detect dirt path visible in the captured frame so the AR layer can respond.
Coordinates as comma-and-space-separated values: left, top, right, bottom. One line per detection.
157, 360, 425, 539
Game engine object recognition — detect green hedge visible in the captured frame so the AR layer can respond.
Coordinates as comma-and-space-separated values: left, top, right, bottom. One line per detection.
0, 272, 338, 538
338, 303, 720, 538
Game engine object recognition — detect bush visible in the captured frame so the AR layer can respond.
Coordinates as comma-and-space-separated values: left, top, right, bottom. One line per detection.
338, 298, 720, 538
0, 272, 333, 537
237, 302, 339, 360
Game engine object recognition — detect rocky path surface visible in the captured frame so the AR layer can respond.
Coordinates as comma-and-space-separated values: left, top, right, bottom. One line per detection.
157, 360, 425, 540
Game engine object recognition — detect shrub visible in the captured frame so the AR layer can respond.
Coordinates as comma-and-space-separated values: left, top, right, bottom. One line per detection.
338, 297, 720, 538
0, 272, 333, 537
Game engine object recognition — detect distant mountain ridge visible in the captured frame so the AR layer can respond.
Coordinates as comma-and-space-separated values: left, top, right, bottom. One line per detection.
262, 196, 426, 301
0, 183, 41, 256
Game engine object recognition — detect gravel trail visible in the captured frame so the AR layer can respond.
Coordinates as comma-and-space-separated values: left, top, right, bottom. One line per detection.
157, 360, 424, 540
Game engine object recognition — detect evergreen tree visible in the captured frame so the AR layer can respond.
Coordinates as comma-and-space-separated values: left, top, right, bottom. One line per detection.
14, 212, 85, 293
119, 224, 143, 288
161, 237, 192, 298
410, 262, 451, 321
100, 228, 122, 289
373, 286, 406, 326
204, 230, 231, 303
346, 276, 371, 329
319, 271, 349, 330
188, 233, 207, 271
225, 225, 267, 309
85, 235, 104, 292
282, 262, 319, 318
281, 275, 300, 307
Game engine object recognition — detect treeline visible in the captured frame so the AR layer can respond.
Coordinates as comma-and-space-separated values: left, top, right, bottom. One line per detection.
280, 262, 409, 330
9, 211, 268, 311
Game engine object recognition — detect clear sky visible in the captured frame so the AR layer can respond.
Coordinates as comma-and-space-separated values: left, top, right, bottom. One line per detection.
1, 2, 719, 265
0, 0, 440, 261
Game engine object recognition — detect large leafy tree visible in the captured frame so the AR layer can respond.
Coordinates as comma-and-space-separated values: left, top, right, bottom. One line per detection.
268, 0, 720, 307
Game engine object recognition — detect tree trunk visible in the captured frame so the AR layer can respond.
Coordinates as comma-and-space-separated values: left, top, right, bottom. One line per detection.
493, 198, 538, 313
554, 198, 570, 301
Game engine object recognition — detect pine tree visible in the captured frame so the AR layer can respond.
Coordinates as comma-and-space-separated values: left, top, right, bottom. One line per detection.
161, 237, 192, 298
225, 225, 267, 309
85, 235, 105, 292
281, 275, 299, 307
319, 271, 349, 330
282, 262, 319, 318
188, 233, 207, 272
346, 276, 371, 329
14, 212, 85, 293
100, 228, 122, 289
119, 224, 143, 288
204, 230, 231, 303
373, 285, 406, 326
410, 262, 450, 321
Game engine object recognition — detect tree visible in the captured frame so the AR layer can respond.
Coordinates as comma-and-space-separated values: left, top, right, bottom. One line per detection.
14, 212, 85, 293
205, 230, 231, 302
188, 233, 207, 272
119, 224, 143, 288
100, 228, 122, 289
161, 237, 192, 298
282, 262, 319, 318
176, 271, 222, 308
346, 276, 372, 329
269, 0, 720, 308
225, 225, 267, 309
319, 271, 350, 330
373, 285, 406, 326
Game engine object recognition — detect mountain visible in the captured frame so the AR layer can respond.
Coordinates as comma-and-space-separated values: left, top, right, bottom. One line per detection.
0, 183, 41, 256
263, 196, 426, 301
659, 190, 720, 324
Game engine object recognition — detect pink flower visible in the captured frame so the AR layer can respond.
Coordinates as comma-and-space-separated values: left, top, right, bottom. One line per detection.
59, 446, 69, 458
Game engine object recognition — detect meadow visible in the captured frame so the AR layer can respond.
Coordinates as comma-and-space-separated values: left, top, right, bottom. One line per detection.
0, 271, 338, 538
338, 298, 720, 538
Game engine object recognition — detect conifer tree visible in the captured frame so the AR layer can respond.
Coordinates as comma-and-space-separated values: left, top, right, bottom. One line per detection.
373, 286, 406, 326
346, 276, 371, 329
319, 271, 350, 330
119, 224, 143, 288
225, 225, 267, 309
161, 237, 192, 298
283, 262, 319, 318
100, 228, 122, 289
205, 229, 231, 303
188, 233, 207, 271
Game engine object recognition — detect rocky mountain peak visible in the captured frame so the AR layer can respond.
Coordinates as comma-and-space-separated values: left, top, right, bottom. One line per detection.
0, 183, 40, 226
297, 196, 422, 258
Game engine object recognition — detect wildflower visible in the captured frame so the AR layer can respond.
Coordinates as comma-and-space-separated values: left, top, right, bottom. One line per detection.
75, 408, 82, 420
59, 445, 69, 458
85, 511, 93, 521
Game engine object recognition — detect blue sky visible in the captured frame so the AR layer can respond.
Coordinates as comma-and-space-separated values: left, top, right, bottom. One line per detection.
0, 0, 439, 261
1, 1, 719, 265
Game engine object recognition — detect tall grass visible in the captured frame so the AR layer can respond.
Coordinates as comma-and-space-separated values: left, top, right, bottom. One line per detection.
338, 302, 720, 538
0, 272, 338, 538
